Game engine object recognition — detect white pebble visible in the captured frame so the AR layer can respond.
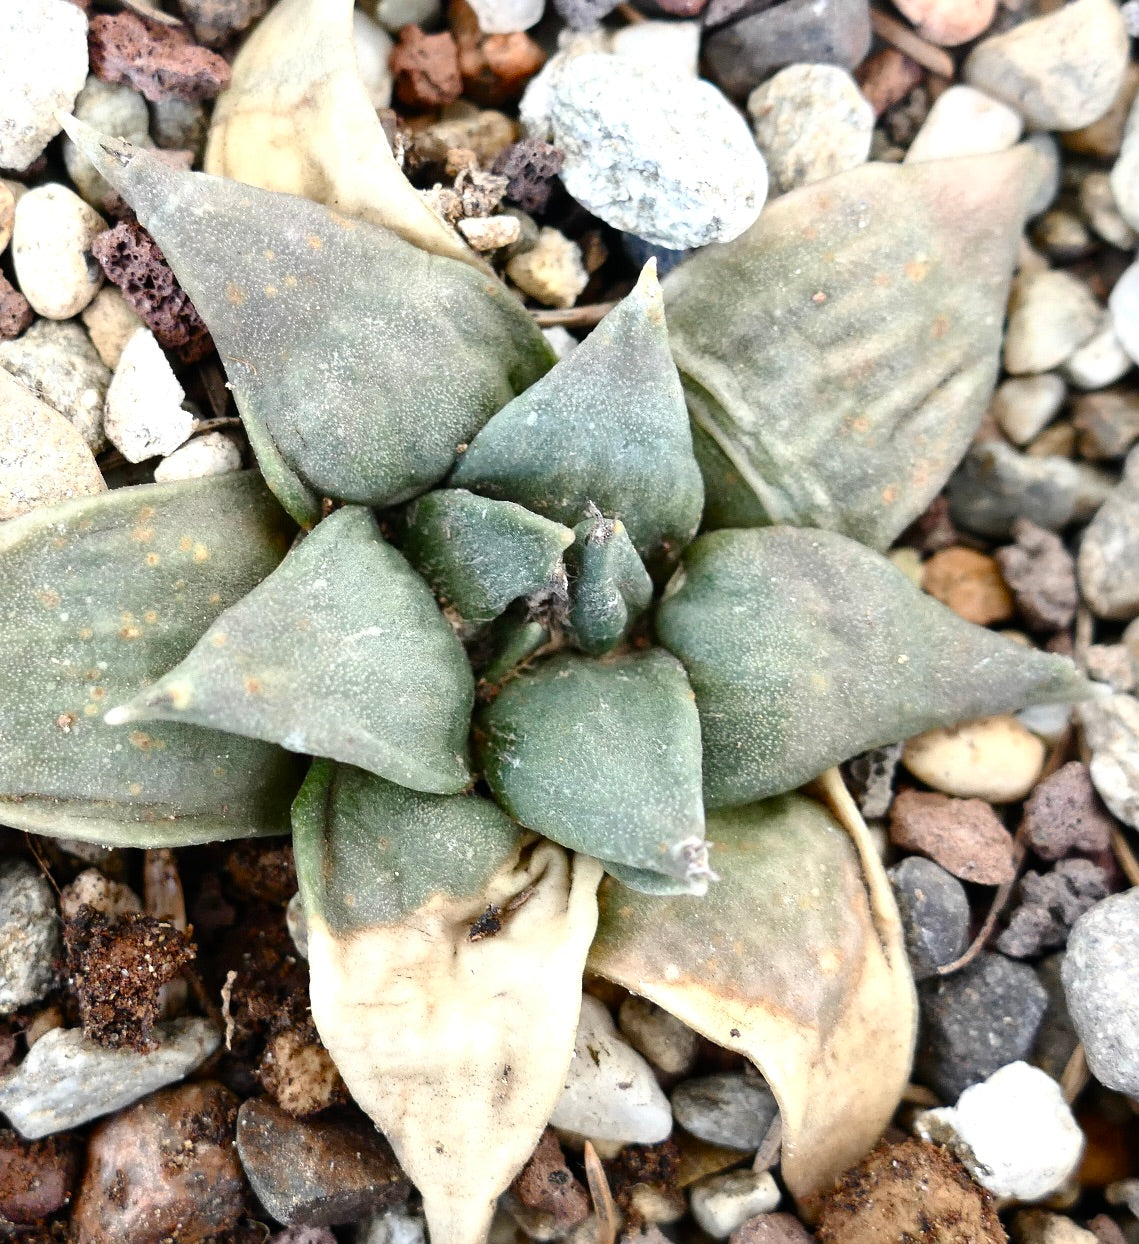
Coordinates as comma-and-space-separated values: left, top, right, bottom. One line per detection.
541, 326, 578, 360
81, 286, 144, 370
902, 715, 1045, 803
991, 374, 1067, 445
1062, 315, 1132, 390
353, 9, 394, 111
689, 1170, 780, 1238
611, 21, 700, 78
618, 995, 700, 1075
153, 431, 243, 482
914, 1061, 1084, 1201
11, 185, 106, 320
506, 227, 588, 309
905, 85, 1023, 165
1109, 259, 1139, 365
465, 0, 542, 32
1077, 693, 1139, 828
457, 215, 522, 252
104, 328, 192, 463
1004, 269, 1102, 376
63, 76, 152, 214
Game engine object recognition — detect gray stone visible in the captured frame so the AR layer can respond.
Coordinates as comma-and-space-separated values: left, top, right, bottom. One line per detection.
618, 995, 699, 1075
1004, 270, 1102, 376
992, 374, 1067, 446
905, 85, 1022, 166
888, 856, 969, 981
372, 0, 440, 32
0, 318, 109, 452
546, 54, 767, 249
1033, 953, 1079, 1081
1078, 693, 1139, 829
62, 76, 151, 214
1024, 132, 1062, 220
963, 0, 1129, 132
1079, 171, 1137, 251
0, 1018, 220, 1138
1079, 446, 1139, 621
1074, 388, 1139, 460
996, 860, 1111, 958
150, 97, 209, 157
670, 1073, 779, 1150
0, 0, 89, 172
10, 184, 105, 321
0, 858, 60, 1015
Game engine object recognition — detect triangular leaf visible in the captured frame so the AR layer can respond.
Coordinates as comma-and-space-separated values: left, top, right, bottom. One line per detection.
565, 508, 653, 656
656, 527, 1089, 809
587, 773, 916, 1215
400, 489, 574, 626
61, 121, 554, 526
0, 474, 303, 845
294, 760, 603, 1244
664, 150, 1033, 550
204, 0, 488, 272
477, 649, 710, 892
107, 506, 474, 795
451, 262, 704, 576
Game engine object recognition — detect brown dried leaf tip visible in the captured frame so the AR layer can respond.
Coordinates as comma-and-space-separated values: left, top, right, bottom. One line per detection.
65, 906, 195, 1052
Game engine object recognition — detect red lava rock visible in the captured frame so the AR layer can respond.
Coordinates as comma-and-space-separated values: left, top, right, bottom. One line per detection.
730, 1212, 816, 1244
855, 49, 923, 117
922, 547, 1015, 626
392, 26, 463, 109
0, 275, 33, 342
452, 1, 547, 107
889, 790, 1016, 885
91, 219, 212, 364
178, 0, 272, 47
0, 1130, 80, 1226
994, 519, 1078, 634
88, 11, 232, 103
492, 139, 564, 214
1023, 762, 1116, 860
510, 1129, 590, 1229
70, 1082, 247, 1244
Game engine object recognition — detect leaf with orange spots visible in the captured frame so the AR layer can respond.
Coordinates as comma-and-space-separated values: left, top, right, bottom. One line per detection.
0, 473, 303, 846
664, 149, 1035, 550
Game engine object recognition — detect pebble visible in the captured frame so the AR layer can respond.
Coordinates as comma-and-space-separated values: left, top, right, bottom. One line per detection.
1024, 762, 1116, 860
510, 1129, 590, 1230
1086, 643, 1136, 693
257, 1026, 344, 1117
921, 546, 1014, 627
552, 0, 620, 29
618, 996, 700, 1076
1017, 702, 1073, 747
914, 1061, 1084, 1201
80, 286, 144, 370
1015, 1210, 1099, 1244
746, 64, 872, 195
0, 1129, 78, 1227
610, 22, 700, 77
465, 0, 542, 33
357, 1209, 428, 1244
1079, 173, 1137, 252
457, 214, 522, 251
88, 11, 231, 103
892, 0, 993, 45
10, 186, 106, 321
1004, 270, 1102, 377
353, 10, 394, 110
0, 1017, 219, 1139
391, 26, 462, 109
1063, 318, 1133, 391
729, 1214, 814, 1244
1078, 694, 1139, 828
269, 1231, 337, 1244
995, 519, 1078, 633
545, 54, 766, 249
905, 85, 1022, 166
992, 374, 1067, 447
236, 1100, 409, 1226
59, 868, 142, 922
506, 227, 589, 308
670, 1074, 778, 1151
0, 182, 13, 254
916, 952, 1049, 1101
1078, 447, 1139, 621
0, 318, 109, 452
889, 790, 1015, 885
541, 325, 578, 360
62, 76, 152, 215
850, 742, 903, 819
962, 0, 1129, 132
0, 367, 106, 520
887, 856, 969, 981
548, 995, 672, 1144
690, 1171, 780, 1239
0, 0, 89, 172
70, 1081, 246, 1244
0, 859, 60, 1016
1109, 260, 1139, 366
1074, 389, 1139, 460
374, 0, 440, 31
104, 327, 192, 463
1111, 105, 1139, 234
1033, 952, 1079, 1081
1063, 888, 1139, 1098
153, 431, 243, 483
997, 860, 1111, 958
903, 715, 1046, 804
285, 891, 309, 960
150, 96, 208, 156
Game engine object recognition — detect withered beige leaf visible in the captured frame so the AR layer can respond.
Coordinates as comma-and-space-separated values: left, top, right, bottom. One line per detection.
587, 769, 915, 1216
204, 0, 486, 271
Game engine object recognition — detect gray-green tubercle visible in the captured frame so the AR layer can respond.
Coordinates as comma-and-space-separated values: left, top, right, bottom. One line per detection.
107, 506, 475, 794
0, 472, 303, 845
565, 510, 653, 656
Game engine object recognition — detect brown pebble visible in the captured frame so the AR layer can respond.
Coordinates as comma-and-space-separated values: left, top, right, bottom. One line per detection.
0, 1130, 79, 1226
815, 1138, 1006, 1244
257, 1024, 347, 1117
994, 519, 1078, 633
88, 12, 232, 103
1023, 761, 1116, 860
452, 0, 546, 107
1073, 389, 1139, 462
890, 789, 1016, 884
511, 1128, 590, 1229
392, 26, 463, 109
922, 547, 1015, 626
1087, 1214, 1128, 1244
855, 49, 924, 117
0, 275, 33, 341
70, 1082, 247, 1244
730, 1212, 816, 1244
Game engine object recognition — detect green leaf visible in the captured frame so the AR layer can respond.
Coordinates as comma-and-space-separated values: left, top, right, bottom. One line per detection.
0, 473, 302, 846
400, 489, 574, 626
587, 776, 915, 1213
664, 150, 1034, 550
107, 506, 474, 795
60, 120, 554, 526
565, 508, 653, 655
656, 526, 1090, 809
294, 760, 603, 1244
477, 649, 710, 892
451, 262, 704, 576
471, 610, 551, 688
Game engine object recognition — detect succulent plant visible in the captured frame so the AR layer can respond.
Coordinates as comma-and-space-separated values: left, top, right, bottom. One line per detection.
0, 95, 1091, 1244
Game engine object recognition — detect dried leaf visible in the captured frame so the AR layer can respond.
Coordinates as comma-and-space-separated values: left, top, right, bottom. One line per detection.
565, 510, 653, 656
477, 649, 710, 892
587, 773, 916, 1214
664, 150, 1034, 550
204, 0, 486, 271
451, 262, 704, 576
107, 506, 475, 794
0, 473, 302, 845
656, 527, 1089, 809
294, 760, 603, 1244
61, 121, 554, 527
